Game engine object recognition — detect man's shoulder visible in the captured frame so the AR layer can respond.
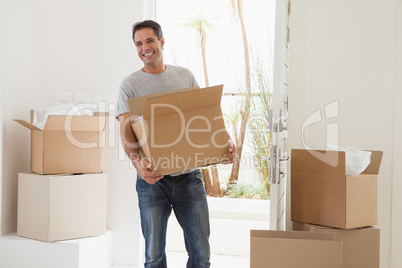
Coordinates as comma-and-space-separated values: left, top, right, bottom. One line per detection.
166, 65, 198, 87
123, 69, 145, 80
120, 70, 148, 87
166, 64, 192, 74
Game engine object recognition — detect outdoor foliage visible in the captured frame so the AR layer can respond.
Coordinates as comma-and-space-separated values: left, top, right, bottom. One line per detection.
223, 57, 272, 199
157, 0, 274, 198
226, 182, 269, 199
247, 59, 272, 196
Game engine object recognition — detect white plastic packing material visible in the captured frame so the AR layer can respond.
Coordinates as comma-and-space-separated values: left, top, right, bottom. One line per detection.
326, 144, 372, 176
32, 103, 94, 130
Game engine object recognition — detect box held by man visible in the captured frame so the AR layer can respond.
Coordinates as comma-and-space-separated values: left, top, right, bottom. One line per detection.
128, 85, 229, 174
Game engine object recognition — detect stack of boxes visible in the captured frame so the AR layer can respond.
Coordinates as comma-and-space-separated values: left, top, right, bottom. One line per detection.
15, 111, 109, 242
251, 148, 383, 268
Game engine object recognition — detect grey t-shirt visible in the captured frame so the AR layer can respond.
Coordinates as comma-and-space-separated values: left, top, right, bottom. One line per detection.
116, 64, 198, 117
116, 64, 199, 176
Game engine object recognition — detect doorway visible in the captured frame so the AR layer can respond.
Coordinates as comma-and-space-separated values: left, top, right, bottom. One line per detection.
150, 0, 290, 257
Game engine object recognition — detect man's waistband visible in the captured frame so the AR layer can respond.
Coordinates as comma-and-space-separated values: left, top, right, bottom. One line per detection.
165, 169, 199, 179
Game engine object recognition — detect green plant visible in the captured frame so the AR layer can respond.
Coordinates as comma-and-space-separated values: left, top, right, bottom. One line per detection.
180, 11, 222, 197
225, 57, 272, 197
226, 182, 269, 199
247, 58, 272, 195
227, 0, 252, 185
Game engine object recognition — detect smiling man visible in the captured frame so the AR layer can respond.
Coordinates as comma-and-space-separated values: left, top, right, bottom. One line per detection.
115, 20, 235, 268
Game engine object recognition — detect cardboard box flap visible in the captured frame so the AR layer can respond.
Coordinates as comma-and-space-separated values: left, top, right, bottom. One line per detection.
143, 85, 223, 118
14, 120, 41, 131
251, 230, 337, 241
127, 86, 200, 117
93, 111, 109, 117
291, 149, 345, 176
363, 150, 383, 174
131, 120, 150, 158
30, 110, 35, 123
44, 115, 109, 131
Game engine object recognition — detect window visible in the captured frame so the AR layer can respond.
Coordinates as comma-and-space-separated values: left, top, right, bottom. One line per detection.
156, 0, 276, 196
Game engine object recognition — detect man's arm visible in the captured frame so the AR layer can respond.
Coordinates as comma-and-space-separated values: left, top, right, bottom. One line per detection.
119, 112, 164, 184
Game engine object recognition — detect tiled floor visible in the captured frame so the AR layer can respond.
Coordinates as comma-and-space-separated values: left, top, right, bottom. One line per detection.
167, 251, 250, 268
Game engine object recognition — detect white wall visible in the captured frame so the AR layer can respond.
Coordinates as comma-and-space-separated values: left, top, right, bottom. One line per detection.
0, 0, 3, 237
391, 1, 402, 267
1, 0, 145, 265
287, 0, 401, 267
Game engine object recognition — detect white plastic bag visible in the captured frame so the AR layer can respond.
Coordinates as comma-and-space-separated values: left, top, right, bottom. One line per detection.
32, 103, 94, 130
326, 144, 371, 176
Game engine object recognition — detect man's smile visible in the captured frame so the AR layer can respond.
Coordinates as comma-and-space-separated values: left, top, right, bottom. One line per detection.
143, 52, 155, 57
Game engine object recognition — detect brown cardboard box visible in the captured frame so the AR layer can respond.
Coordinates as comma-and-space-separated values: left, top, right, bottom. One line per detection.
292, 222, 380, 268
128, 85, 229, 174
291, 149, 383, 229
15, 112, 108, 174
17, 173, 107, 242
250, 230, 343, 268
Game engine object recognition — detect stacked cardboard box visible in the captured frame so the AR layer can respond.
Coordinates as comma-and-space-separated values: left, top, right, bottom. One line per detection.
291, 149, 383, 229
250, 229, 344, 268
17, 173, 107, 242
251, 149, 382, 268
292, 222, 380, 268
15, 112, 108, 174
15, 112, 109, 242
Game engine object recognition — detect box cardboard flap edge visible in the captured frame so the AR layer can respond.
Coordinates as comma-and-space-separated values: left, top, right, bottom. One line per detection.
14, 119, 41, 131
292, 221, 380, 232
132, 121, 150, 159
15, 112, 109, 132
291, 149, 345, 175
143, 85, 223, 118
127, 86, 200, 118
291, 149, 383, 175
363, 150, 383, 174
44, 114, 108, 131
251, 229, 337, 241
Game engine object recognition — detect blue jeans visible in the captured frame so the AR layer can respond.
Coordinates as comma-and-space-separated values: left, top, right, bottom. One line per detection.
136, 170, 211, 268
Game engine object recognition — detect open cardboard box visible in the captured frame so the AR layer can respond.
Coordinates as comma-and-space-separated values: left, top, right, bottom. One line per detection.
15, 112, 108, 174
293, 222, 380, 268
291, 149, 383, 229
128, 85, 229, 174
250, 229, 343, 268
17, 173, 107, 242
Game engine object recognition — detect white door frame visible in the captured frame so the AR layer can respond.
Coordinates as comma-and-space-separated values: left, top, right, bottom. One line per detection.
269, 0, 290, 231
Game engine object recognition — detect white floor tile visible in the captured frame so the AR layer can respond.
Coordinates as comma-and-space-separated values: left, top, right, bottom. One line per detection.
167, 251, 250, 268
110, 251, 250, 268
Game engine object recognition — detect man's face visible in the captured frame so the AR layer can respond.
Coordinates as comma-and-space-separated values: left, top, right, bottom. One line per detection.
134, 28, 164, 67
